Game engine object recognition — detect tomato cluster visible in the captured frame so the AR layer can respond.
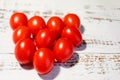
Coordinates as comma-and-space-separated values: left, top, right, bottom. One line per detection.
10, 12, 82, 74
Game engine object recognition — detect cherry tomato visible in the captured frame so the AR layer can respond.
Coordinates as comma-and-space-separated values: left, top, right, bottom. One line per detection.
47, 16, 65, 37
13, 26, 31, 44
53, 38, 74, 62
28, 16, 46, 36
33, 48, 54, 74
64, 13, 80, 29
15, 38, 36, 64
62, 26, 82, 47
10, 12, 28, 30
35, 29, 56, 48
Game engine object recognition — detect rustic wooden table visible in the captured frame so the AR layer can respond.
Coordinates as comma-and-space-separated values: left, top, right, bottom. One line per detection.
0, 0, 120, 80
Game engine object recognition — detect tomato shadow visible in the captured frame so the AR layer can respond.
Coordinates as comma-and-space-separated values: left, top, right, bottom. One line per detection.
80, 24, 85, 34
61, 52, 79, 68
20, 62, 34, 70
38, 65, 60, 80
75, 40, 87, 51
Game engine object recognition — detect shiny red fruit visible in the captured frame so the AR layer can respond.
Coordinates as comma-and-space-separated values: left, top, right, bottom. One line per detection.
62, 26, 82, 47
33, 48, 54, 74
35, 29, 56, 48
64, 13, 80, 29
13, 26, 31, 44
15, 38, 36, 64
10, 12, 28, 30
47, 16, 65, 37
28, 16, 46, 36
53, 38, 74, 62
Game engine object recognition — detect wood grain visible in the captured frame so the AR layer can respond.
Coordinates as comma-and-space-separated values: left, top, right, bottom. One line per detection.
0, 53, 120, 74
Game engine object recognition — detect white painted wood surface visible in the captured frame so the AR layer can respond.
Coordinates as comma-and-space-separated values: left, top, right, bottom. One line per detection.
0, 0, 120, 80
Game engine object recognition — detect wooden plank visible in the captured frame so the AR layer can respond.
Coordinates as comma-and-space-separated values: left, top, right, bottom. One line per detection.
0, 53, 120, 80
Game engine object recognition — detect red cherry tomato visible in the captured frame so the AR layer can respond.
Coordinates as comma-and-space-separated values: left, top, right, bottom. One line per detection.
13, 26, 31, 44
62, 26, 82, 47
10, 12, 28, 30
47, 16, 65, 37
35, 29, 56, 48
64, 13, 80, 29
28, 16, 46, 36
53, 38, 74, 62
33, 48, 54, 74
15, 38, 36, 64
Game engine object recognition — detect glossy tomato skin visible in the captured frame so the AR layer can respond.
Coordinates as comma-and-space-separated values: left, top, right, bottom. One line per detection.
64, 13, 80, 29
15, 38, 36, 64
62, 26, 82, 47
10, 12, 28, 30
28, 16, 46, 36
47, 16, 65, 37
13, 26, 31, 44
33, 48, 54, 74
35, 29, 56, 48
53, 38, 74, 62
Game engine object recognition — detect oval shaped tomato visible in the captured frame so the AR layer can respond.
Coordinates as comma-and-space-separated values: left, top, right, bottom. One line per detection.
13, 26, 31, 44
28, 16, 46, 36
53, 38, 74, 62
10, 12, 28, 30
64, 13, 80, 29
33, 48, 54, 74
47, 16, 65, 37
62, 26, 82, 47
15, 38, 36, 64
35, 29, 56, 48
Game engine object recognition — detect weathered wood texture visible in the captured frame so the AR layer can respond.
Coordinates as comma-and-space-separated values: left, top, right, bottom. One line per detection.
0, 0, 120, 80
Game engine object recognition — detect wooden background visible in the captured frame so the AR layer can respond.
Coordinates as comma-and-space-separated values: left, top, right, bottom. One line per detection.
0, 0, 120, 80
